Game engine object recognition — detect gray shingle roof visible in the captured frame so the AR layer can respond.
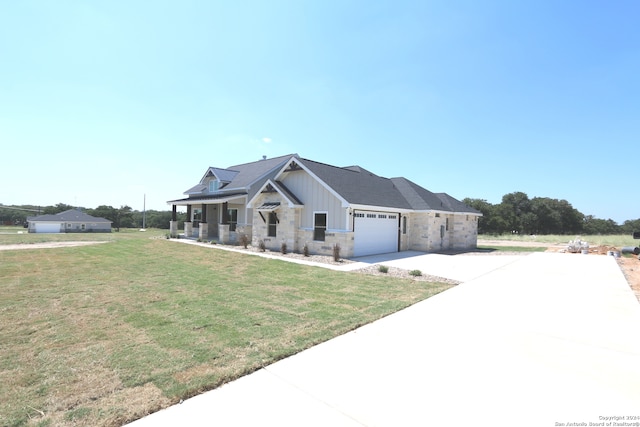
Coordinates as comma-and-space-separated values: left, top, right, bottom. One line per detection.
28, 209, 112, 223
299, 158, 479, 213
174, 154, 478, 214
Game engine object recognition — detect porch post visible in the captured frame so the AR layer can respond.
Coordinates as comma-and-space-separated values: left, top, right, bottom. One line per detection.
169, 205, 178, 238
184, 204, 193, 238
199, 205, 208, 240
221, 202, 229, 224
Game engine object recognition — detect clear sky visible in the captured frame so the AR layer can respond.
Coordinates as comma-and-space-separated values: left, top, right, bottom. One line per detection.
1, 1, 638, 223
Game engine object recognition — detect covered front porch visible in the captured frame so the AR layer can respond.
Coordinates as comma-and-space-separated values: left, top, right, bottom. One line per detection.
168, 194, 250, 244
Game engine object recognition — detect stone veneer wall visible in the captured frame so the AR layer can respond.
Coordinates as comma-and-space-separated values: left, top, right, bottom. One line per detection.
406, 212, 478, 252
451, 215, 478, 249
250, 193, 300, 253
296, 229, 355, 258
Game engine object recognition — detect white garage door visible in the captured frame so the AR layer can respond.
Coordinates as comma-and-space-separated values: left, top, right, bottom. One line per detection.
353, 211, 399, 257
35, 222, 61, 233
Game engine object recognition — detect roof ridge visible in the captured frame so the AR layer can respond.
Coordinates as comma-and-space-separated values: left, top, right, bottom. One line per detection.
229, 153, 299, 169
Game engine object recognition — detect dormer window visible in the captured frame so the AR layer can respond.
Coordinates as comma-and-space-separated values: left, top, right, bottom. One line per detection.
209, 179, 219, 192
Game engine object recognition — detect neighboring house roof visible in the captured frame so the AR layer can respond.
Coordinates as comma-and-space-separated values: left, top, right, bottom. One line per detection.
27, 209, 112, 223
170, 154, 480, 215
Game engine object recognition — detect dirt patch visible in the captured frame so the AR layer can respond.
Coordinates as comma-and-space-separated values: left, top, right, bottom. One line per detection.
617, 256, 640, 302
0, 241, 109, 251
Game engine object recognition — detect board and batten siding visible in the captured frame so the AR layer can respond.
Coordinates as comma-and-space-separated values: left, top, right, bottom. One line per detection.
280, 170, 347, 230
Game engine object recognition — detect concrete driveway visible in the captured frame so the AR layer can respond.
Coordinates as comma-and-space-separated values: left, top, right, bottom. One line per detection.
349, 250, 525, 282
126, 252, 640, 427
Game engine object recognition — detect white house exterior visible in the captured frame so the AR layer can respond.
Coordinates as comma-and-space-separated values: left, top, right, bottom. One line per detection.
27, 209, 112, 233
168, 154, 481, 257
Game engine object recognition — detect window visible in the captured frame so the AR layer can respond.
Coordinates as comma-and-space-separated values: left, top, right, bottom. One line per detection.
314, 213, 327, 241
446, 218, 449, 231
228, 208, 238, 232
402, 216, 407, 234
268, 212, 277, 237
435, 213, 440, 218
209, 180, 219, 192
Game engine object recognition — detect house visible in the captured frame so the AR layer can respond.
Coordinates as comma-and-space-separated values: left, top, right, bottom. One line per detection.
27, 209, 112, 233
167, 154, 481, 257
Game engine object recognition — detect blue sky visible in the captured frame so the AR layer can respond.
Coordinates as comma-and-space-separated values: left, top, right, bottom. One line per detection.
1, 1, 638, 223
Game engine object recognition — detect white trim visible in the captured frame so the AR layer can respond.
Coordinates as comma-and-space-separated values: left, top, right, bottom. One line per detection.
313, 211, 328, 241
275, 158, 351, 208
246, 179, 303, 208
349, 204, 412, 214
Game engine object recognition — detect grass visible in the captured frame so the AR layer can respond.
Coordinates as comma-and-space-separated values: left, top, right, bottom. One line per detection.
479, 233, 639, 248
0, 229, 452, 427
476, 245, 548, 252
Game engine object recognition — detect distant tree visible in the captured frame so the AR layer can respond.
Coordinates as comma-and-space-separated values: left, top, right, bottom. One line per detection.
500, 192, 531, 233
583, 215, 619, 234
43, 203, 75, 215
619, 219, 640, 235
462, 198, 510, 234
88, 205, 133, 231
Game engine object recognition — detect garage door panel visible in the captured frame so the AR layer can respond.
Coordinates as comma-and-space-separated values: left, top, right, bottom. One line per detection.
353, 212, 398, 257
34, 223, 61, 233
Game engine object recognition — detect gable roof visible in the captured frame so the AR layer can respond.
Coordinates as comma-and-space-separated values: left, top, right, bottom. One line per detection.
28, 209, 112, 223
177, 154, 297, 200
171, 154, 480, 215
296, 158, 412, 209
295, 158, 480, 214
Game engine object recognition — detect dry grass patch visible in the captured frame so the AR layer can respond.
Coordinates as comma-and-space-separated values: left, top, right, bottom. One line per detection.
0, 231, 452, 426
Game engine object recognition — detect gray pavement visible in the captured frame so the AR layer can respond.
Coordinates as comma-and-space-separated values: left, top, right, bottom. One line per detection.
125, 252, 640, 427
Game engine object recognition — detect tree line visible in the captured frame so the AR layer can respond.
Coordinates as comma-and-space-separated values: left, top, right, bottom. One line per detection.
0, 203, 187, 231
463, 192, 640, 235
2, 195, 639, 235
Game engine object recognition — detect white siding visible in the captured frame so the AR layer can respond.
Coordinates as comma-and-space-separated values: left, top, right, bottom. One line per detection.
281, 171, 347, 230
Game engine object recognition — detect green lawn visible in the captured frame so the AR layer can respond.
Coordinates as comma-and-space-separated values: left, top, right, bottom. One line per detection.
479, 233, 638, 248
0, 230, 452, 427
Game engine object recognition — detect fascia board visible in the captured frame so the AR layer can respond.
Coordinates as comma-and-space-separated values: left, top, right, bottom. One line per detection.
277, 158, 350, 208
410, 209, 484, 217
168, 195, 247, 206
349, 204, 413, 214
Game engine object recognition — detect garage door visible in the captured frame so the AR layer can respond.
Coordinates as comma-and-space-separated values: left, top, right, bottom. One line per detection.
353, 211, 399, 257
34, 223, 61, 233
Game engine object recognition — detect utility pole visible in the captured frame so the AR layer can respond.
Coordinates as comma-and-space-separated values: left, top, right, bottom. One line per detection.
143, 194, 146, 229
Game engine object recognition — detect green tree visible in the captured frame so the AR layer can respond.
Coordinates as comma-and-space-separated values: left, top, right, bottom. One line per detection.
620, 218, 640, 235
43, 203, 75, 214
500, 192, 531, 233
88, 205, 133, 231
583, 215, 619, 234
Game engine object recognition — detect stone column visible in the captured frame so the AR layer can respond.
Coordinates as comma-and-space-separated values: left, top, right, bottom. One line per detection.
184, 222, 193, 237
199, 222, 209, 241
169, 221, 178, 238
218, 224, 230, 244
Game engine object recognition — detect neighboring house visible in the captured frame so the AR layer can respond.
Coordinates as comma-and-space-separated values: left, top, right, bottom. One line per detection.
167, 154, 481, 257
27, 209, 112, 233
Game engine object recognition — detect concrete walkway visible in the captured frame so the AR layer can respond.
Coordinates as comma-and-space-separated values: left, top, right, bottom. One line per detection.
125, 252, 640, 427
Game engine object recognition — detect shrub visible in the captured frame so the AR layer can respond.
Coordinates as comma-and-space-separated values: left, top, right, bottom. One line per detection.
210, 240, 217, 245
280, 241, 288, 255
378, 265, 389, 273
303, 243, 310, 257
258, 240, 266, 252
239, 234, 250, 249
332, 243, 341, 262
409, 269, 422, 277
